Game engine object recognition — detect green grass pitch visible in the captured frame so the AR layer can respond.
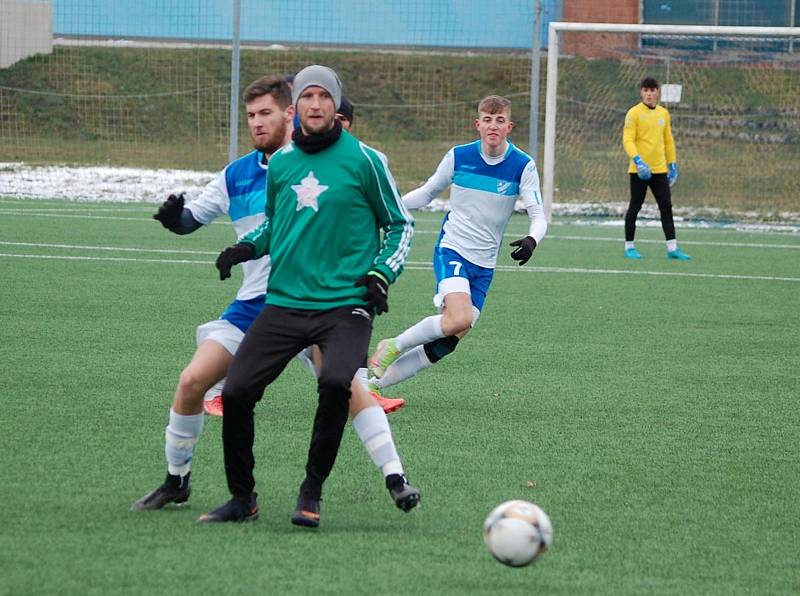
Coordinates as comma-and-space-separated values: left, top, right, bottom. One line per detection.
1, 198, 799, 595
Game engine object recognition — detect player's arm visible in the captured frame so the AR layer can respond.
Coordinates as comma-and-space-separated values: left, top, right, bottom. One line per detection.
664, 109, 679, 186
622, 109, 640, 159
216, 172, 273, 280
664, 109, 677, 164
152, 193, 203, 235
238, 173, 274, 259
509, 162, 547, 266
402, 149, 454, 209
623, 109, 652, 180
359, 146, 414, 285
156, 169, 232, 234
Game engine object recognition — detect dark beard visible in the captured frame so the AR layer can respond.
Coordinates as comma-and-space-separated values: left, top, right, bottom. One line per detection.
252, 121, 288, 156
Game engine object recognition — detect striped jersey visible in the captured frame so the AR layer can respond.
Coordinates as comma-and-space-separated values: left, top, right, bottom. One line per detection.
404, 140, 544, 268
185, 149, 270, 301
241, 130, 413, 310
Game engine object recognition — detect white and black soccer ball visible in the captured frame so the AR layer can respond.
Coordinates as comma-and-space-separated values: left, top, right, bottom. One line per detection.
483, 500, 553, 567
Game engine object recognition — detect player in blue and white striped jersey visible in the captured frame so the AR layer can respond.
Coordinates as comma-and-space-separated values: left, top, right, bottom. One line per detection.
369, 95, 547, 400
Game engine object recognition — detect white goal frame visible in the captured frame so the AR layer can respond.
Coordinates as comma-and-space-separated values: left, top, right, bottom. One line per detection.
542, 22, 800, 220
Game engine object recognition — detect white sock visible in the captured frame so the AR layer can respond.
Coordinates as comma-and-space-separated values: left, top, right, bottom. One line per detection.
352, 406, 404, 477
165, 408, 204, 477
395, 315, 445, 352
373, 345, 433, 390
294, 347, 318, 378
354, 367, 370, 392
666, 239, 678, 252
203, 380, 224, 402
625, 241, 635, 250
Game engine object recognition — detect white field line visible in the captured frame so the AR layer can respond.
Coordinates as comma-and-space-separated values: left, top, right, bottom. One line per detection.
1, 250, 798, 283
0, 217, 800, 252
0, 241, 217, 255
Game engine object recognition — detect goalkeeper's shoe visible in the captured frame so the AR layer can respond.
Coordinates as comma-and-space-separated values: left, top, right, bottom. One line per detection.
667, 248, 692, 260
203, 395, 224, 417
624, 247, 643, 259
386, 474, 421, 512
370, 391, 405, 414
131, 472, 191, 511
197, 493, 259, 523
369, 338, 401, 378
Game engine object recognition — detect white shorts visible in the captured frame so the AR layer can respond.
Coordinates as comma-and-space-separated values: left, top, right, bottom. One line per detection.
433, 277, 481, 325
196, 318, 318, 376
196, 319, 244, 356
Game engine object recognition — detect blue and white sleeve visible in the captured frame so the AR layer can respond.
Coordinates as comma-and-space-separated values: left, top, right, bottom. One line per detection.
402, 149, 454, 210
520, 161, 547, 243
185, 169, 229, 225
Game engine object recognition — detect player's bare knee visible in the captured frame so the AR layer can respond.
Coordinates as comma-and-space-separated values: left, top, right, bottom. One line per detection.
176, 367, 208, 401
442, 311, 472, 335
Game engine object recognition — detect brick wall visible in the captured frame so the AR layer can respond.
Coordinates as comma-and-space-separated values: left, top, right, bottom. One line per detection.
562, 0, 640, 59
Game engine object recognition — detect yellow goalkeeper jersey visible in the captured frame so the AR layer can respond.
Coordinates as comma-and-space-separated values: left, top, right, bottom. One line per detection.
623, 102, 676, 174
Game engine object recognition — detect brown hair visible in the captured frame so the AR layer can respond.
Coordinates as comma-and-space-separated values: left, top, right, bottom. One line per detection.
243, 75, 292, 108
478, 95, 511, 116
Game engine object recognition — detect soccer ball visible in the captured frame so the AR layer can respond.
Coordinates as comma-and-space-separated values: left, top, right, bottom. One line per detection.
483, 500, 553, 567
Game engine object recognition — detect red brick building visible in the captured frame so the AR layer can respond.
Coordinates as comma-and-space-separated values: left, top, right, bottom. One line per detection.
562, 0, 640, 58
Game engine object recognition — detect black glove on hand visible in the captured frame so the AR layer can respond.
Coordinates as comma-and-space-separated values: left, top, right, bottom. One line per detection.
509, 235, 537, 266
216, 243, 255, 280
153, 193, 185, 230
355, 272, 389, 315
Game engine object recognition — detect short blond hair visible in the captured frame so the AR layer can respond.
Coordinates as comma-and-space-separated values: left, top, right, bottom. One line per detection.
478, 95, 511, 116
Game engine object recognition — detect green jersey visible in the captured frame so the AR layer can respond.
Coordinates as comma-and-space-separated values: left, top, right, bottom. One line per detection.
241, 130, 414, 310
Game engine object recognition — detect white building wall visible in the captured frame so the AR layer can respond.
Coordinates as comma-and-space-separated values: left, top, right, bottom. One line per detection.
0, 0, 52, 69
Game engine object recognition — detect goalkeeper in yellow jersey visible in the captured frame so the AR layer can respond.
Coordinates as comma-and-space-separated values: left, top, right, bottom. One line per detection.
622, 77, 691, 260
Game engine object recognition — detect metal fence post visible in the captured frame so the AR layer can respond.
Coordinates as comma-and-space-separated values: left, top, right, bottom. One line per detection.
228, 0, 241, 163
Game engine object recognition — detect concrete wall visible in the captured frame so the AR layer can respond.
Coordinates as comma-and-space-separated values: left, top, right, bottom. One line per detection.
0, 0, 52, 68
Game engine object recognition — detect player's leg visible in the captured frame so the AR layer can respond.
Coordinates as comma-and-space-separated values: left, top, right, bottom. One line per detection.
349, 381, 420, 511
199, 306, 307, 523
369, 247, 472, 377
624, 174, 648, 258
291, 306, 373, 528
652, 175, 691, 260
371, 251, 492, 393
354, 366, 405, 413
131, 321, 239, 511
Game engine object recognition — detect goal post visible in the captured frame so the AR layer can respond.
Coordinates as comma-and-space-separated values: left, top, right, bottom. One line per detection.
542, 22, 800, 220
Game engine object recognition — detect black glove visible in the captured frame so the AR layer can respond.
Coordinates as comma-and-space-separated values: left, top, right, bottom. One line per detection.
216, 243, 255, 280
355, 272, 389, 315
153, 193, 185, 231
509, 235, 537, 266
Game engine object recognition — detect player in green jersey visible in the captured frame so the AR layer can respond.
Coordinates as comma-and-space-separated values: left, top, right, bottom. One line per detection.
198, 65, 417, 527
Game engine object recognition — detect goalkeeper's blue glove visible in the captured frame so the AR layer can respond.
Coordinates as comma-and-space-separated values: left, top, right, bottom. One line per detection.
632, 156, 652, 181
667, 162, 678, 187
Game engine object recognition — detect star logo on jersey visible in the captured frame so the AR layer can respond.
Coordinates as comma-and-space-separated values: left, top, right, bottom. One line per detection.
497, 181, 512, 194
292, 171, 328, 212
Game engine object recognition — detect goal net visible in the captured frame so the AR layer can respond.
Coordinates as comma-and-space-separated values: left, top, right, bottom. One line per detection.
542, 22, 800, 219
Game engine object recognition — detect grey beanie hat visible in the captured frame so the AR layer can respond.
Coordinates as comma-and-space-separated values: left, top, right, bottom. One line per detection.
291, 65, 342, 110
